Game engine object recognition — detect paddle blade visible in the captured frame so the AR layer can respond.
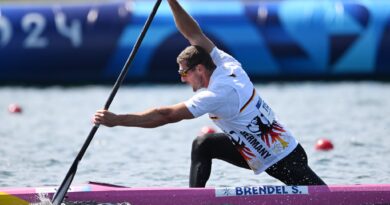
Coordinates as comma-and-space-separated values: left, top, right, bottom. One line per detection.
51, 170, 76, 205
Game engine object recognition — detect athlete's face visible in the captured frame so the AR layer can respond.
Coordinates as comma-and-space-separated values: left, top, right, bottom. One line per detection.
179, 63, 203, 92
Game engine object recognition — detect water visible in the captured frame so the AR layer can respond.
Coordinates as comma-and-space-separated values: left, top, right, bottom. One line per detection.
1, 82, 390, 190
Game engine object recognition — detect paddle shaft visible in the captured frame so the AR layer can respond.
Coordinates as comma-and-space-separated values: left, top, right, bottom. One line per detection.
51, 1, 162, 204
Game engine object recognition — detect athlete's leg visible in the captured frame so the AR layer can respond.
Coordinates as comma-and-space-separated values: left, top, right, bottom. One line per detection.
189, 133, 250, 187
265, 144, 326, 185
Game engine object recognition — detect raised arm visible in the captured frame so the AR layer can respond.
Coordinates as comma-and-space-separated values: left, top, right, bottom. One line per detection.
167, 0, 215, 53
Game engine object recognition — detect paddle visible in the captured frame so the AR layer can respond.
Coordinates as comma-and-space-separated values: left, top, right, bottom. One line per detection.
51, 1, 162, 204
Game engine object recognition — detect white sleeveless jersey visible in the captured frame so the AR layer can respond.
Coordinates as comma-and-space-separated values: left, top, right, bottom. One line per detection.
185, 47, 298, 174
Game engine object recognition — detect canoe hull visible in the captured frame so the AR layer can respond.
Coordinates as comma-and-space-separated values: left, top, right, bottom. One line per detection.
1, 182, 390, 205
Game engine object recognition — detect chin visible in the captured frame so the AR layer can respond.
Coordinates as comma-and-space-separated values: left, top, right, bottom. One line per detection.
189, 83, 202, 92
193, 84, 205, 92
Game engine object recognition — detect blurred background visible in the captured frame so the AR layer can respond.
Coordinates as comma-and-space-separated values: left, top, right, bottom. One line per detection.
1, 0, 389, 85
1, 0, 390, 188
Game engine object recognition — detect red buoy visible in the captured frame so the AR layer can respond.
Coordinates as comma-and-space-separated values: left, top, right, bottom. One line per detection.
8, 103, 22, 113
315, 138, 334, 151
200, 126, 216, 135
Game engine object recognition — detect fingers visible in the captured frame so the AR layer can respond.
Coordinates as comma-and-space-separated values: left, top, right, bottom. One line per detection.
92, 111, 102, 125
93, 109, 114, 127
95, 109, 107, 115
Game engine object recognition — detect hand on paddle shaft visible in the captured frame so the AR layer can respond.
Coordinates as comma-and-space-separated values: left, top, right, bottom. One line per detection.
51, 1, 162, 205
94, 110, 119, 127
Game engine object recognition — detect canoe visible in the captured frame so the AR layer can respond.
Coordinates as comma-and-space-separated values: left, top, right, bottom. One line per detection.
1, 181, 390, 205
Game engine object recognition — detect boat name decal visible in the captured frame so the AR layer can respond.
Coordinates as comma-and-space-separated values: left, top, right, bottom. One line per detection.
215, 185, 308, 197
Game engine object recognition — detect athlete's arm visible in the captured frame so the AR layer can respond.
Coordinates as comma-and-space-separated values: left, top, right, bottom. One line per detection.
167, 0, 215, 53
93, 103, 194, 128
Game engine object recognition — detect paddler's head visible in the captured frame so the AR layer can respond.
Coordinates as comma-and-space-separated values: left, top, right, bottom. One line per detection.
177, 45, 216, 92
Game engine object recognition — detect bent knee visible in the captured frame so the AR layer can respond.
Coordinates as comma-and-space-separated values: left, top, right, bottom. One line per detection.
192, 134, 215, 152
192, 133, 229, 156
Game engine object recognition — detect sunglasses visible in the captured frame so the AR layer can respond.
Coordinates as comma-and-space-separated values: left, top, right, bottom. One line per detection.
178, 64, 197, 77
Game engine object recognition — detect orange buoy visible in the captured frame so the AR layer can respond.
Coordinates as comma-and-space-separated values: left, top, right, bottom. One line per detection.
200, 126, 216, 135
315, 138, 334, 151
8, 103, 22, 113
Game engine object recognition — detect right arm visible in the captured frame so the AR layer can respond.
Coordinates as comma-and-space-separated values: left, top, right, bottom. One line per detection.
167, 0, 215, 53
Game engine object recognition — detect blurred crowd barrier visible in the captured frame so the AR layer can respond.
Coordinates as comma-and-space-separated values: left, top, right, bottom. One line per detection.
1, 0, 389, 84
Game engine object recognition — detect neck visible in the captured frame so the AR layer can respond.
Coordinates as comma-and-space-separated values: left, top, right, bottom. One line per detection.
203, 69, 214, 88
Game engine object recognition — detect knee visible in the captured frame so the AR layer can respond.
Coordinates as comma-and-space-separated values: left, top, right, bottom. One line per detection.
191, 134, 215, 158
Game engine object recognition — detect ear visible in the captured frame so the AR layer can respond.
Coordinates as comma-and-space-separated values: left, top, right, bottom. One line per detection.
196, 64, 206, 73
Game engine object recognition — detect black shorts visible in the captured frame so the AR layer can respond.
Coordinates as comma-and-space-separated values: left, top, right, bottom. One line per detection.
190, 133, 326, 186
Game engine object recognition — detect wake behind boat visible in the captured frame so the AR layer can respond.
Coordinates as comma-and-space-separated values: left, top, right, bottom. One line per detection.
1, 182, 390, 205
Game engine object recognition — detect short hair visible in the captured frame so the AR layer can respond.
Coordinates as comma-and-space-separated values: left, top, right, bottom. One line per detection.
177, 45, 216, 71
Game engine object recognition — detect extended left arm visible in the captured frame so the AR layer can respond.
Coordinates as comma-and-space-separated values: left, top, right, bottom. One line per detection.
93, 103, 194, 128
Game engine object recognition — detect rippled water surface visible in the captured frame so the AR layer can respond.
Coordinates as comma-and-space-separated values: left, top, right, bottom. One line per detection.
1, 82, 389, 188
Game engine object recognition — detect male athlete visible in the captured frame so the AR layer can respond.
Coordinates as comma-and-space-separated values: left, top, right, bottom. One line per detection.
94, 0, 326, 187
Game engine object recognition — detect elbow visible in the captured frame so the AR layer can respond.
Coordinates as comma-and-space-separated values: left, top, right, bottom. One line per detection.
149, 108, 181, 127
159, 112, 181, 125
185, 31, 205, 45
165, 115, 182, 124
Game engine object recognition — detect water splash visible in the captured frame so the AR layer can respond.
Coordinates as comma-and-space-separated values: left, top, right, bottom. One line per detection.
29, 193, 53, 205
29, 194, 132, 205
